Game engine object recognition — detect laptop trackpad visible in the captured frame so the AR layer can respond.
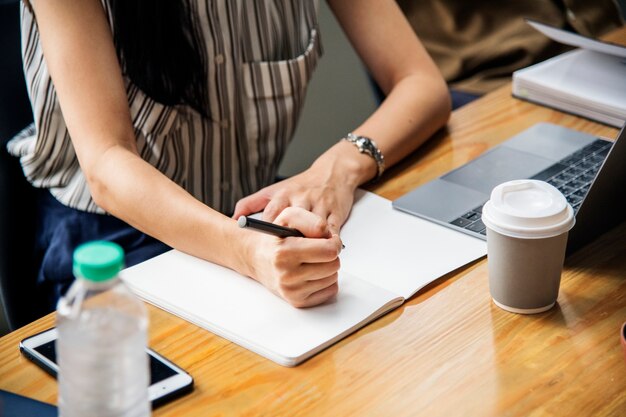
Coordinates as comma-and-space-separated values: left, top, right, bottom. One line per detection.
392, 179, 488, 222
442, 147, 554, 195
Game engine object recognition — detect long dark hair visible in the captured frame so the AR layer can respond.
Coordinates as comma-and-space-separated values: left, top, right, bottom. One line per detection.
108, 0, 208, 116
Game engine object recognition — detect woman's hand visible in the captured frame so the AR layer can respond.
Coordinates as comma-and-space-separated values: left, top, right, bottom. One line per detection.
232, 140, 371, 308
233, 141, 371, 234
233, 171, 354, 235
241, 207, 343, 308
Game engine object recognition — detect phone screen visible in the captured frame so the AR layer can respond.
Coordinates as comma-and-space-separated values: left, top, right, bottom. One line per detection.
20, 327, 193, 408
32, 340, 178, 384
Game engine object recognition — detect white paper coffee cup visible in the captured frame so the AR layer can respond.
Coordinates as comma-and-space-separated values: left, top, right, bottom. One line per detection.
482, 180, 575, 314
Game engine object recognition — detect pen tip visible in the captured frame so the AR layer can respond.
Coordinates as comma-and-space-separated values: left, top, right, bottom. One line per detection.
237, 216, 247, 228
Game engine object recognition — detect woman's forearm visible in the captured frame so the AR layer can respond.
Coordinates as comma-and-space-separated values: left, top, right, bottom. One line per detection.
31, 0, 251, 277
322, 0, 450, 185
88, 145, 249, 273
313, 71, 450, 187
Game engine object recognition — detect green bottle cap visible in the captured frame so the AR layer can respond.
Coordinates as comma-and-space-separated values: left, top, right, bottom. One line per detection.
73, 241, 124, 282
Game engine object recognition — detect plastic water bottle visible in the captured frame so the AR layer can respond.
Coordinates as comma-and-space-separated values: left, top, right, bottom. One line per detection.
57, 241, 150, 417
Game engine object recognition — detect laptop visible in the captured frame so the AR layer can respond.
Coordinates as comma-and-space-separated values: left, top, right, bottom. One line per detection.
392, 123, 626, 255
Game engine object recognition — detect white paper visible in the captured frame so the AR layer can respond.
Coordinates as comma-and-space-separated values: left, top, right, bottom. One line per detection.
527, 20, 626, 58
341, 190, 487, 299
122, 250, 402, 366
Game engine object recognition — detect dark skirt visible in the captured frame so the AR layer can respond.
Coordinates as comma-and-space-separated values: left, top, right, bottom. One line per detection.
34, 190, 170, 312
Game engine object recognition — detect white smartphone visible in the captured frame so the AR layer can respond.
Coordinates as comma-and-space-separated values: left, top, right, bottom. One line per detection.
19, 327, 194, 408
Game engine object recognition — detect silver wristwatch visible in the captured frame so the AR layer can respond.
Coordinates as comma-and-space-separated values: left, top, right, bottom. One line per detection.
343, 133, 386, 181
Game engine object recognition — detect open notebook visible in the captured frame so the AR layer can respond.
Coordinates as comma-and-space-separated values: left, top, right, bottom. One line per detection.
121, 190, 486, 366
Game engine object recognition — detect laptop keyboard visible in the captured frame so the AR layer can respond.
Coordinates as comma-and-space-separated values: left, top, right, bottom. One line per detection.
448, 139, 613, 236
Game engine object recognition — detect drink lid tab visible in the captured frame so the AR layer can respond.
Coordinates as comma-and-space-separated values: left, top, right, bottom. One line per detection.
482, 180, 575, 239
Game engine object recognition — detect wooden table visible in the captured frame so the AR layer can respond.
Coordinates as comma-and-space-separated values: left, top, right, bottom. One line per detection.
2, 30, 625, 417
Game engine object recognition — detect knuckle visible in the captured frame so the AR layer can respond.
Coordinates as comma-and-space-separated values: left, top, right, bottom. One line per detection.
277, 280, 293, 297
325, 272, 339, 284
272, 244, 291, 266
274, 189, 289, 200
313, 217, 328, 235
328, 221, 340, 234
283, 205, 301, 217
281, 288, 307, 308
327, 282, 339, 296
270, 253, 281, 270
274, 206, 295, 224
290, 298, 309, 309
320, 194, 335, 207
276, 269, 298, 288
263, 205, 280, 220
322, 242, 339, 260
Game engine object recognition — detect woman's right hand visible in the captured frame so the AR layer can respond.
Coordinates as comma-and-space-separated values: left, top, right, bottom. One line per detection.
240, 207, 343, 308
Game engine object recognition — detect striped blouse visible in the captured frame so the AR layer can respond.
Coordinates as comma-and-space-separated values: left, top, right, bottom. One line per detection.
9, 0, 322, 215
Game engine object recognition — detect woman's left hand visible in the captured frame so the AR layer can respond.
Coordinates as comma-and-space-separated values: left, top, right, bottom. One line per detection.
234, 134, 382, 233
233, 167, 356, 235
233, 143, 375, 234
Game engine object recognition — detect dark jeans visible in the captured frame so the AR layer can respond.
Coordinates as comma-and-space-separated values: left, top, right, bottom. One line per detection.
449, 90, 481, 110
34, 189, 171, 312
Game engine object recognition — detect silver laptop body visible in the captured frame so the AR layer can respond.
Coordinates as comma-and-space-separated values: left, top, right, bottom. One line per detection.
392, 123, 626, 255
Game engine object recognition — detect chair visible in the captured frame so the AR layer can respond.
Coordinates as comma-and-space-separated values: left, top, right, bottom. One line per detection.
0, 0, 42, 333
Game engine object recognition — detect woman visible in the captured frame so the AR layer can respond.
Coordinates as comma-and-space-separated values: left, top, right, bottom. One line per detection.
10, 0, 450, 310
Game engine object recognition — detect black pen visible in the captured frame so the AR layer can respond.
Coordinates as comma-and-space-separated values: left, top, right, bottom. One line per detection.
237, 216, 345, 248
237, 216, 304, 238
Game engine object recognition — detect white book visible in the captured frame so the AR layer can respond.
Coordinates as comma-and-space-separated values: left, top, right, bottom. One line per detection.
512, 20, 626, 128
121, 190, 486, 366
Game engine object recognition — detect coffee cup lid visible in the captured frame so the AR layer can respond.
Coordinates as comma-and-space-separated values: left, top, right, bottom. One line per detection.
482, 180, 575, 239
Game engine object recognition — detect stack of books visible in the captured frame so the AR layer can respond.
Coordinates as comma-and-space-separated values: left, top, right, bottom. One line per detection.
512, 20, 626, 128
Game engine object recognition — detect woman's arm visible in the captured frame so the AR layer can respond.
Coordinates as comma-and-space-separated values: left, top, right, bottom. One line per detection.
31, 0, 341, 307
329, 0, 451, 165
233, 0, 450, 232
